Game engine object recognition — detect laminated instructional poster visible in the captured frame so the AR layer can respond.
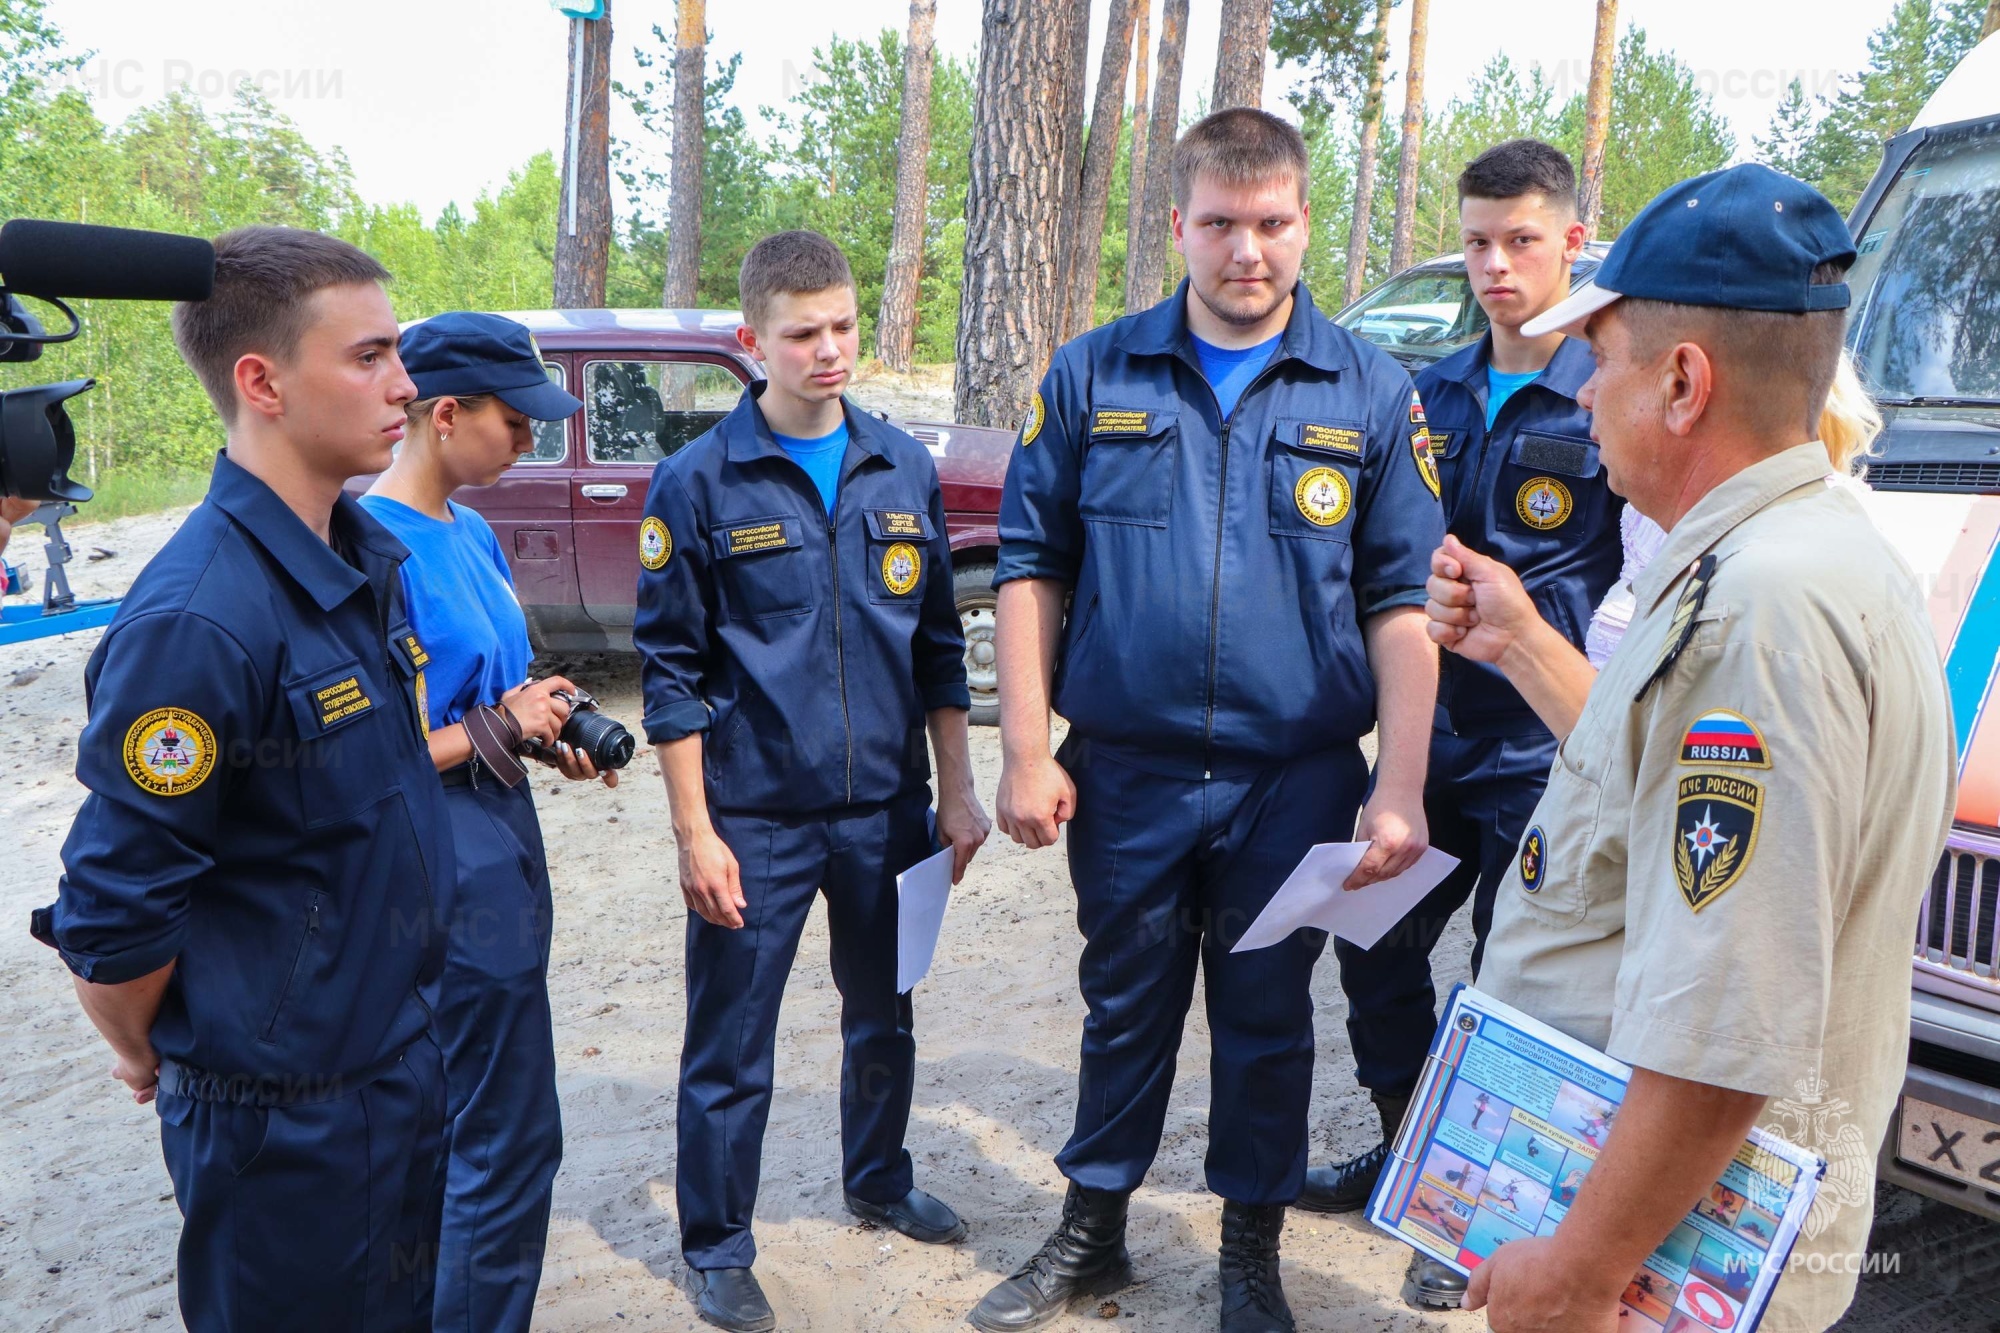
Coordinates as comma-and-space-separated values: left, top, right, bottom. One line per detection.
1367, 985, 1826, 1333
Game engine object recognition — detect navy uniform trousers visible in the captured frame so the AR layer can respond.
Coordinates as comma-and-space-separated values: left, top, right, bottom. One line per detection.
432, 773, 563, 1333
1333, 729, 1556, 1097
678, 789, 933, 1271
1056, 739, 1369, 1205
159, 1037, 446, 1332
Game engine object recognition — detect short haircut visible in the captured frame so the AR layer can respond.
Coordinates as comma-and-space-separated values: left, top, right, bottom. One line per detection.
1171, 107, 1310, 210
1457, 139, 1578, 215
737, 230, 855, 329
171, 226, 391, 426
1618, 260, 1852, 439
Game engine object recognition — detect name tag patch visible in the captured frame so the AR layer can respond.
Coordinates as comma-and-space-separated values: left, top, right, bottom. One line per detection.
1679, 710, 1770, 768
877, 510, 925, 537
1299, 423, 1363, 455
1092, 409, 1154, 435
726, 522, 792, 556
314, 676, 375, 729
402, 633, 431, 670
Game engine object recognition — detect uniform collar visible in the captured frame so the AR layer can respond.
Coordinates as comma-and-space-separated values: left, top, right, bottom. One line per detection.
1633, 442, 1832, 613
204, 450, 407, 613
1115, 279, 1352, 375
724, 380, 891, 466
1434, 331, 1593, 401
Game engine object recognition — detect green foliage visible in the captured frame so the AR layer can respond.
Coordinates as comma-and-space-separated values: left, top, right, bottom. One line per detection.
1269, 0, 1382, 117
1566, 27, 1734, 236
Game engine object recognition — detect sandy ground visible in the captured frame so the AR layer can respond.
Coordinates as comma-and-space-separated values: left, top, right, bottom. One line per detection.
0, 502, 1485, 1332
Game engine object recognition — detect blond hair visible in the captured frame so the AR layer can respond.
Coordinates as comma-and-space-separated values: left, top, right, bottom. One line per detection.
1819, 349, 1881, 475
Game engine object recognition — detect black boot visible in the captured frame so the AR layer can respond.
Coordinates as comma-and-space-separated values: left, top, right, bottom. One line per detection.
692, 1267, 777, 1333
1218, 1201, 1293, 1332
1401, 1251, 1468, 1311
1296, 1090, 1409, 1214
966, 1183, 1133, 1332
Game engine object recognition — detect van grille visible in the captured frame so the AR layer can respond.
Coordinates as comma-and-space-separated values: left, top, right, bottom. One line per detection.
1918, 835, 2000, 989
1865, 461, 2000, 493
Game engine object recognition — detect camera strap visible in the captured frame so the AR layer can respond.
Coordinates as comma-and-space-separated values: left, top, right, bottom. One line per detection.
463, 703, 529, 789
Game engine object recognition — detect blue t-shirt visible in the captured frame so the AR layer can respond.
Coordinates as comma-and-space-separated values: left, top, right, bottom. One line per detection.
1486, 366, 1541, 428
1192, 332, 1282, 420
775, 421, 849, 515
357, 495, 531, 732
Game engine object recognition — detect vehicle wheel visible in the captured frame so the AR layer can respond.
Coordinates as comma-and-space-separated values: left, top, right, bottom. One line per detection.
954, 563, 999, 727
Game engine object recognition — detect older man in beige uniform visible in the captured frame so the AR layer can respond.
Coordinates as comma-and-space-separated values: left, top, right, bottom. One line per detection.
1425, 164, 1953, 1333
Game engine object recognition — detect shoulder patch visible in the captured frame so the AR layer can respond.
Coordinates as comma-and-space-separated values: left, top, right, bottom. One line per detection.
1679, 710, 1770, 769
1674, 773, 1762, 911
1409, 391, 1427, 427
1411, 429, 1442, 498
1635, 554, 1717, 703
1091, 408, 1154, 435
1300, 423, 1364, 455
1519, 825, 1547, 893
639, 516, 673, 570
1515, 476, 1573, 530
1022, 392, 1045, 447
124, 707, 217, 797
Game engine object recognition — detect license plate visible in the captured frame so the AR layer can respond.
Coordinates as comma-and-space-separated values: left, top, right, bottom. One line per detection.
1897, 1095, 2000, 1189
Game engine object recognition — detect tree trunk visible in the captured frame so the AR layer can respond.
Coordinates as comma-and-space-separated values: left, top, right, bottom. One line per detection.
663, 0, 707, 308
1212, 0, 1274, 111
1061, 0, 1140, 340
1577, 0, 1617, 233
1388, 0, 1429, 275
955, 0, 1090, 430
1122, 3, 1152, 315
1128, 0, 1190, 313
1049, 2, 1093, 342
554, 4, 613, 309
1985, 0, 2000, 40
1342, 0, 1393, 304
878, 0, 938, 369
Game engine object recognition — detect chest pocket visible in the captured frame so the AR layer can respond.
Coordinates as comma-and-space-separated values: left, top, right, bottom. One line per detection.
864, 507, 933, 605
284, 660, 403, 827
1079, 406, 1176, 527
711, 516, 813, 621
1509, 734, 1605, 928
1269, 418, 1364, 542
1496, 431, 1604, 539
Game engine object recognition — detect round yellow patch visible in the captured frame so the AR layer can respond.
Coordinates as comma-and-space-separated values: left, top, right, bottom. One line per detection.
1021, 392, 1045, 447
881, 541, 922, 595
1294, 467, 1352, 527
638, 516, 673, 570
1515, 476, 1574, 530
123, 707, 217, 797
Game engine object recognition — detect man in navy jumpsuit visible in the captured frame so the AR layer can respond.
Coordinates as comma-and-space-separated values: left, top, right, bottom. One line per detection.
32, 227, 452, 1331
969, 110, 1443, 1333
635, 231, 989, 1333
1299, 141, 1622, 1311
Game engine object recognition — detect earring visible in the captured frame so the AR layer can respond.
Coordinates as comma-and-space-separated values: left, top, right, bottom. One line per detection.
439, 432, 451, 441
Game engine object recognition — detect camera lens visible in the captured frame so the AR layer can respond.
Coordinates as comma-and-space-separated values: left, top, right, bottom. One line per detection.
559, 707, 635, 770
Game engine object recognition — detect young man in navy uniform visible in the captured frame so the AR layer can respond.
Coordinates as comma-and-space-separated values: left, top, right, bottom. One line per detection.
33, 227, 453, 1331
635, 230, 990, 1333
1299, 140, 1622, 1311
971, 109, 1443, 1333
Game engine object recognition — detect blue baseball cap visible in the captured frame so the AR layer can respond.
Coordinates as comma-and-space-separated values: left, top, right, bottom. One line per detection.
1524, 164, 1858, 338
398, 311, 583, 420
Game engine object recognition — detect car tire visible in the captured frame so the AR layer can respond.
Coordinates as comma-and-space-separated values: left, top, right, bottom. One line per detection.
954, 562, 999, 727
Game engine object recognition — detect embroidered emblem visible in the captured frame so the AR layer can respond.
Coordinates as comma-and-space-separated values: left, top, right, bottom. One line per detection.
1409, 392, 1427, 427
1679, 710, 1770, 769
123, 707, 217, 797
1022, 392, 1045, 447
1519, 825, 1547, 893
402, 633, 430, 670
414, 671, 431, 741
877, 510, 924, 537
1412, 429, 1442, 498
1294, 466, 1351, 527
881, 541, 922, 595
1674, 773, 1763, 911
1515, 476, 1573, 530
1091, 408, 1154, 435
724, 521, 790, 555
638, 516, 673, 570
312, 676, 374, 729
1299, 423, 1363, 455
1635, 554, 1717, 702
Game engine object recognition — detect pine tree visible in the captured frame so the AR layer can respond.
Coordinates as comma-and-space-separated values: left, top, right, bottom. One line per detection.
1807, 0, 1955, 212
1755, 78, 1818, 181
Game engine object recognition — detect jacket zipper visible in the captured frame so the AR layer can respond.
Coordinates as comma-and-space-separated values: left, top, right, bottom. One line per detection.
828, 510, 854, 804
260, 892, 321, 1041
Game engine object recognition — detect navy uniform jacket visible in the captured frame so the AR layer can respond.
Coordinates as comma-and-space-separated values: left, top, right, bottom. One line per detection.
996, 281, 1445, 774
635, 384, 970, 815
1415, 335, 1620, 735
34, 452, 451, 1082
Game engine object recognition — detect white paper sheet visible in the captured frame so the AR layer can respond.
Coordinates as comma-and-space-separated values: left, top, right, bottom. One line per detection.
895, 845, 956, 993
1229, 842, 1460, 953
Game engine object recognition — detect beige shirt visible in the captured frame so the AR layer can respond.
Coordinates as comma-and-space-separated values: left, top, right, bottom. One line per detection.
1481, 442, 1956, 1333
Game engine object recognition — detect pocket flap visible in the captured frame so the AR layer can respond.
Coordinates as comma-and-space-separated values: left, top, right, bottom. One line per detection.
1087, 406, 1177, 439
286, 661, 378, 738
1510, 431, 1600, 478
712, 517, 803, 559
864, 508, 935, 542
1278, 417, 1368, 457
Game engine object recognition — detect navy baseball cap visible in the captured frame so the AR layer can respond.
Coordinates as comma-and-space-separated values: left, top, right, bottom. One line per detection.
1524, 164, 1858, 337
398, 311, 583, 420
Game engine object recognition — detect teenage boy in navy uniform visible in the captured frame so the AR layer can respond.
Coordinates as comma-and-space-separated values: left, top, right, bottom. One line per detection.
634, 230, 990, 1333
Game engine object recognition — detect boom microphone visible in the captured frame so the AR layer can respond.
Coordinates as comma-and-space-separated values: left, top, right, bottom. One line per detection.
0, 220, 215, 303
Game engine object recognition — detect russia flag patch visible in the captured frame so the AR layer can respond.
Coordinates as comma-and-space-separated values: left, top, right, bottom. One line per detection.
1678, 710, 1770, 769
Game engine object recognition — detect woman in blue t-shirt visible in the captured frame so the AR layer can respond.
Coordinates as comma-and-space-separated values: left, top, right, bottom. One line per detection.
361, 312, 608, 1333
